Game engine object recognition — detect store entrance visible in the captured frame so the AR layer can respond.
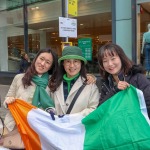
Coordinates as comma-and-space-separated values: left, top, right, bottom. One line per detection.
137, 2, 150, 72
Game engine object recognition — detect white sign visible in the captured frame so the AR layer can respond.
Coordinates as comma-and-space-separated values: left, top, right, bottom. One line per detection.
59, 17, 77, 38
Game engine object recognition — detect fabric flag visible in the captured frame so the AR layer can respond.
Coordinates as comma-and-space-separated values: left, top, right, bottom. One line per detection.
8, 85, 150, 150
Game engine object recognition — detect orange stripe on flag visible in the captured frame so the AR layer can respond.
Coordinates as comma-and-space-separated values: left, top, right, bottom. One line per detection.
8, 99, 41, 150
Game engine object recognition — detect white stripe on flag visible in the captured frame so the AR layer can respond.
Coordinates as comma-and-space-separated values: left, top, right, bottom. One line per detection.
27, 109, 85, 150
136, 88, 150, 125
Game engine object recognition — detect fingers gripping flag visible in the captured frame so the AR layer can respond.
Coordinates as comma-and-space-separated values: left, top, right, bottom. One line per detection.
82, 85, 150, 149
8, 100, 85, 150
8, 85, 150, 150
8, 100, 41, 150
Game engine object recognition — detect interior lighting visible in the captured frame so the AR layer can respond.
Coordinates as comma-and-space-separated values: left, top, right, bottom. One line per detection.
85, 0, 103, 3
31, 7, 35, 10
31, 6, 39, 10
39, 27, 54, 30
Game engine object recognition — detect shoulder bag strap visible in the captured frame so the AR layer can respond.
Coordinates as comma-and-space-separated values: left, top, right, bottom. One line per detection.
66, 84, 86, 114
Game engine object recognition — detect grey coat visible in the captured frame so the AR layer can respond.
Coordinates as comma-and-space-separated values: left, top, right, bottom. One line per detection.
50, 76, 99, 116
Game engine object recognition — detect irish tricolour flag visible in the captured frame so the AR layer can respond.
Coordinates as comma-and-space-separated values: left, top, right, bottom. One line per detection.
8, 85, 150, 150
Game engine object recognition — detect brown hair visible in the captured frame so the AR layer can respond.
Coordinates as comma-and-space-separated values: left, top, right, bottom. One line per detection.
20, 52, 27, 59
97, 43, 133, 79
22, 48, 58, 88
50, 60, 87, 92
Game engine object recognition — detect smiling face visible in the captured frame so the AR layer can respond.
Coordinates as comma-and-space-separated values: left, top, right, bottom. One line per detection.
102, 51, 122, 76
35, 52, 53, 75
63, 59, 81, 78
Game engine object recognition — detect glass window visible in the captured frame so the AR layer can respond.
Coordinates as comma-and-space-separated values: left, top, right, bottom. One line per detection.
0, 0, 111, 73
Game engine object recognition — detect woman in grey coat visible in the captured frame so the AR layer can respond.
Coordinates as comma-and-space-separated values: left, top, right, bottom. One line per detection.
50, 46, 99, 116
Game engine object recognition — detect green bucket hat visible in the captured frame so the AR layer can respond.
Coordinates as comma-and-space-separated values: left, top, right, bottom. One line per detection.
58, 46, 87, 64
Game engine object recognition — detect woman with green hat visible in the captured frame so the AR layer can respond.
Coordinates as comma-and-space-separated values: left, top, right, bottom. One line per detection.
50, 46, 99, 116
1, 47, 97, 149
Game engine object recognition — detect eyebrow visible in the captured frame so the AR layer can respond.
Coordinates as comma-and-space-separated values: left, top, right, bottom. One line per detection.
40, 56, 52, 62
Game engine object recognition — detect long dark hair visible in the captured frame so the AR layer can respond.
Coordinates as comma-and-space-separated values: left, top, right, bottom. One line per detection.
97, 43, 133, 79
49, 60, 87, 92
22, 48, 58, 88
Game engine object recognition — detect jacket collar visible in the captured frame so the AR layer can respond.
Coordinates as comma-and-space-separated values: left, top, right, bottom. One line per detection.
54, 76, 85, 113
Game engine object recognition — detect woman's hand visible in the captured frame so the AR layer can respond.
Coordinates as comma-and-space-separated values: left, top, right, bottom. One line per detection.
117, 81, 130, 90
4, 97, 16, 108
86, 74, 96, 84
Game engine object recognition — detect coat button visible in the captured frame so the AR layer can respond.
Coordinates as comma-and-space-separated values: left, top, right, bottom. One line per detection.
66, 103, 69, 106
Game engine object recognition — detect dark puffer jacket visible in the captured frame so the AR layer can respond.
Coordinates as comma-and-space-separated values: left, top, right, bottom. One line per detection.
99, 65, 150, 118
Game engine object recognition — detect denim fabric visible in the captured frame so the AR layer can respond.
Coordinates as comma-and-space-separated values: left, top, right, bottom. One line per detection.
144, 44, 150, 71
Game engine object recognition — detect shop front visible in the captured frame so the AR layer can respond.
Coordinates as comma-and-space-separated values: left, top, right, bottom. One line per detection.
0, 0, 112, 73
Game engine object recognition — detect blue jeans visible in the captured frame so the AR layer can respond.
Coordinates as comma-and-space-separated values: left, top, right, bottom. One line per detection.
144, 44, 150, 71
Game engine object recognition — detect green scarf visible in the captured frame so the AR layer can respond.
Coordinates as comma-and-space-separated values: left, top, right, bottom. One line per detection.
63, 73, 79, 93
32, 72, 54, 110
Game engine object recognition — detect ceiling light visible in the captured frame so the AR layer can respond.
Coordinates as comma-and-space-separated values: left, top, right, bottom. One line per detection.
31, 6, 39, 10
85, 0, 103, 3
31, 7, 35, 10
39, 27, 54, 30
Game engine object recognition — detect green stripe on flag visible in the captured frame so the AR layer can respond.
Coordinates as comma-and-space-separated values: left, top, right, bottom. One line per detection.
82, 85, 150, 150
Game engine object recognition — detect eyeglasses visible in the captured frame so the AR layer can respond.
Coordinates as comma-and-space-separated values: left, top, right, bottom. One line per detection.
64, 59, 81, 66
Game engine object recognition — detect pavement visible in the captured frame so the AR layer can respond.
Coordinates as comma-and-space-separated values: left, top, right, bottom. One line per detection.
0, 85, 10, 120
0, 85, 10, 150
0, 72, 14, 120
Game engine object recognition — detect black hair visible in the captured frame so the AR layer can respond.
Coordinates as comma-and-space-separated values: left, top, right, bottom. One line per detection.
22, 48, 58, 87
97, 43, 133, 79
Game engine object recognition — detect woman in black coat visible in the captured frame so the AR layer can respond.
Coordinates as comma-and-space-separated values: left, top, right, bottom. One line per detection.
19, 52, 31, 73
97, 43, 150, 118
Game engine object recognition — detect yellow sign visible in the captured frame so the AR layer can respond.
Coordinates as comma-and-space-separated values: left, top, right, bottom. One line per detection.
68, 0, 78, 16
61, 42, 72, 50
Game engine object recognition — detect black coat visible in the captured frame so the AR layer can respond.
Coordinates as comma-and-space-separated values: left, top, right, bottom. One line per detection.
99, 65, 150, 118
19, 58, 30, 73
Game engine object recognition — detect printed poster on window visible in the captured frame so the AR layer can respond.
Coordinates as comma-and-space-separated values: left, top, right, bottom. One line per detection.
68, 0, 78, 16
78, 38, 92, 61
59, 17, 77, 38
